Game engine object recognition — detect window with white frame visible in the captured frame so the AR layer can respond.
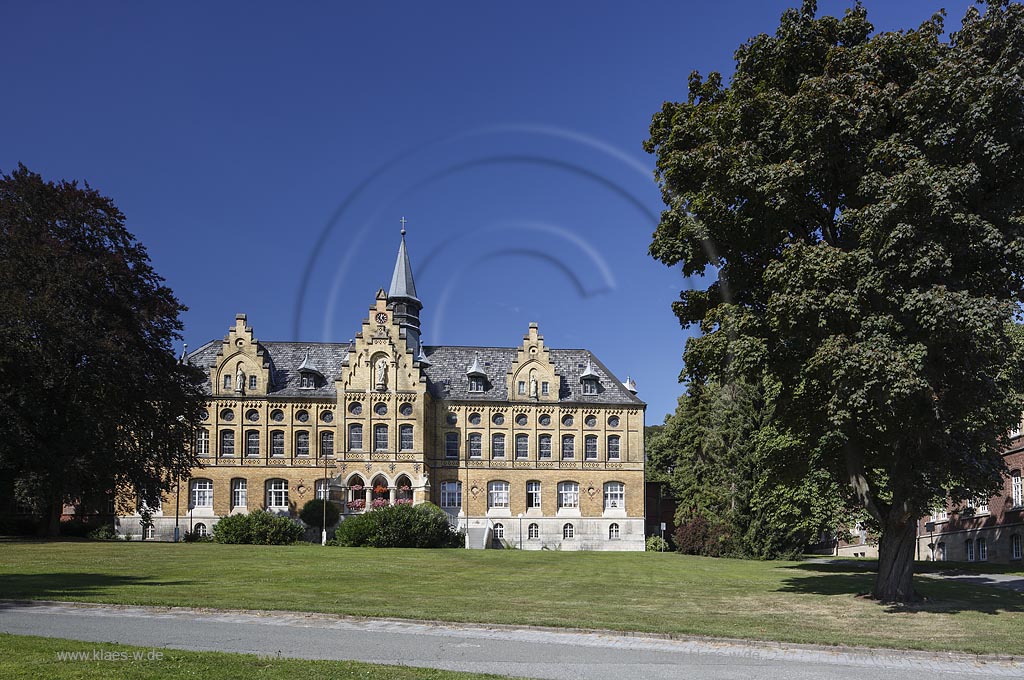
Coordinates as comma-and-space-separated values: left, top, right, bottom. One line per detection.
609, 523, 620, 540
582, 379, 598, 395
245, 430, 260, 457
978, 537, 988, 561
220, 430, 235, 456
488, 481, 510, 509
321, 431, 334, 457
195, 429, 210, 456
248, 375, 257, 390
563, 523, 574, 539
266, 479, 289, 509
232, 479, 247, 508
144, 524, 155, 540
607, 435, 620, 460
1014, 472, 1023, 507
195, 522, 208, 537
315, 479, 329, 501
585, 435, 598, 460
558, 481, 579, 509
977, 497, 989, 514
494, 523, 505, 540
469, 433, 482, 458
445, 433, 459, 458
223, 375, 231, 390
604, 482, 624, 510
526, 480, 541, 508
469, 376, 485, 392
1013, 534, 1022, 560
541, 381, 549, 396
966, 539, 975, 561
518, 380, 526, 395
528, 523, 539, 539
491, 433, 506, 459
515, 434, 528, 459
440, 481, 462, 508
539, 434, 552, 458
374, 424, 388, 451
561, 435, 574, 460
399, 424, 414, 451
932, 507, 948, 521
190, 479, 213, 508
294, 431, 310, 456
270, 430, 284, 457
348, 424, 363, 451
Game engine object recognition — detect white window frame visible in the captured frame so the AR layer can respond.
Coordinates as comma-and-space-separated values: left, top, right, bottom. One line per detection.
528, 523, 539, 540
270, 430, 285, 457
469, 376, 485, 392
195, 522, 208, 537
515, 434, 529, 459
966, 539, 975, 561
248, 375, 257, 390
526, 481, 541, 508
978, 537, 988, 561
604, 482, 624, 510
539, 434, 551, 459
562, 523, 574, 539
196, 429, 210, 456
561, 435, 574, 460
1013, 473, 1023, 508
494, 523, 505, 540
469, 433, 482, 458
223, 375, 231, 390
491, 433, 506, 459
517, 380, 526, 395
374, 424, 388, 451
294, 431, 310, 456
488, 481, 510, 509
232, 479, 247, 508
348, 424, 363, 451
315, 479, 329, 501
245, 430, 260, 457
400, 424, 414, 451
440, 481, 462, 508
558, 481, 579, 509
541, 381, 549, 396
220, 430, 235, 456
607, 435, 620, 460
585, 435, 598, 460
144, 524, 155, 540
190, 479, 213, 508
267, 479, 289, 509
609, 523, 620, 540
582, 379, 598, 395
321, 431, 334, 457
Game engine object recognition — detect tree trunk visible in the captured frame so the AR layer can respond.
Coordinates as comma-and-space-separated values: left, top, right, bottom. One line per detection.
873, 517, 916, 602
37, 497, 63, 537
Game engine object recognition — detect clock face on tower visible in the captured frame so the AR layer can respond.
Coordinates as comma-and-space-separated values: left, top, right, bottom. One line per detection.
375, 312, 388, 325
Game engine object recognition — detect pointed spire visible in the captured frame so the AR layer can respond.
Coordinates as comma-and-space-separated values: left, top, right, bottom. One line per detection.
624, 376, 637, 394
388, 219, 419, 302
466, 353, 487, 377
580, 356, 600, 381
416, 347, 431, 367
298, 348, 324, 378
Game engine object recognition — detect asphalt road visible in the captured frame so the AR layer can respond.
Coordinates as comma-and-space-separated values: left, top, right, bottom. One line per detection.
1, 601, 1020, 679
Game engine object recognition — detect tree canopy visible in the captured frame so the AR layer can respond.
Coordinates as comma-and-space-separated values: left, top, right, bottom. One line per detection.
0, 164, 206, 535
645, 1, 1024, 601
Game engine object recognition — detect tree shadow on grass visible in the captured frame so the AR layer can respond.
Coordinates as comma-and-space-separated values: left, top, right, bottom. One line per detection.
0, 573, 195, 603
777, 561, 1024, 615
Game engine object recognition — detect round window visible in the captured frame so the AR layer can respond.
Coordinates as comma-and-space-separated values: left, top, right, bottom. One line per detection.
562, 415, 574, 427
349, 402, 362, 415
374, 403, 388, 416
538, 414, 551, 427
199, 409, 209, 421
400, 403, 413, 417
515, 414, 528, 426
270, 409, 284, 422
585, 415, 597, 428
608, 416, 620, 428
246, 409, 260, 422
469, 412, 481, 425
446, 412, 458, 425
296, 410, 309, 423
320, 410, 334, 423
492, 413, 505, 426
220, 408, 234, 422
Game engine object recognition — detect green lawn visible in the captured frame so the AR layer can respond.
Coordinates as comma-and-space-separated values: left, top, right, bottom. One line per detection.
0, 633, 516, 680
915, 560, 1024, 576
1, 542, 1023, 656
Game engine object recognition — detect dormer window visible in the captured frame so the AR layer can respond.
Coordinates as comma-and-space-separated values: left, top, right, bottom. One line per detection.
299, 373, 316, 389
466, 354, 487, 393
469, 376, 485, 393
296, 348, 324, 390
582, 379, 598, 395
580, 357, 600, 395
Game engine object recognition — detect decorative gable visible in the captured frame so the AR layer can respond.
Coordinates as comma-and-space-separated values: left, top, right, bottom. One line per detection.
211, 314, 272, 396
336, 289, 426, 395
505, 322, 559, 402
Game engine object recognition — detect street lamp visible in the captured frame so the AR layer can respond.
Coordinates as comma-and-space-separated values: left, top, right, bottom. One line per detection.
517, 513, 523, 549
322, 453, 329, 546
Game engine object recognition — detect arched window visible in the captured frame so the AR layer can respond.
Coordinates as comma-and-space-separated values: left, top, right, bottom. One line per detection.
270, 430, 285, 457
607, 435, 620, 460
144, 524, 155, 540
584, 435, 598, 460
245, 430, 260, 457
936, 542, 946, 561
440, 481, 462, 508
399, 424, 414, 451
491, 434, 506, 459
526, 481, 541, 508
515, 434, 529, 459
561, 435, 574, 459
528, 523, 539, 540
231, 479, 247, 509
395, 475, 413, 504
966, 539, 975, 561
563, 523, 575, 539
220, 430, 235, 456
195, 523, 208, 537
190, 479, 213, 509
609, 523, 620, 540
195, 429, 210, 456
558, 481, 579, 509
1012, 534, 1022, 561
538, 434, 552, 459
445, 433, 459, 458
488, 481, 510, 509
348, 424, 363, 451
266, 479, 289, 509
494, 523, 505, 539
374, 424, 388, 451
604, 482, 624, 510
977, 537, 988, 561
469, 432, 482, 458
295, 431, 310, 456
320, 431, 334, 457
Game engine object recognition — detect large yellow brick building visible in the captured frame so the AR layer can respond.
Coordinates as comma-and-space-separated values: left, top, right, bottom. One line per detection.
118, 231, 646, 549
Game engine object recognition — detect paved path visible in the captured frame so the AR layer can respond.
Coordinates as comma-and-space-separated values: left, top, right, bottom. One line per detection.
1, 601, 1021, 679
924, 571, 1024, 593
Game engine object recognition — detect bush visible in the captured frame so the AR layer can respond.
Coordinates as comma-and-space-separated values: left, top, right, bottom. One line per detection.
182, 529, 212, 543
299, 499, 340, 531
674, 516, 736, 557
646, 535, 670, 552
212, 510, 305, 545
87, 525, 119, 541
334, 502, 463, 548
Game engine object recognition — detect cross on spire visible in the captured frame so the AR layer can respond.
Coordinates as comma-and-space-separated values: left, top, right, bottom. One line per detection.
400, 216, 407, 236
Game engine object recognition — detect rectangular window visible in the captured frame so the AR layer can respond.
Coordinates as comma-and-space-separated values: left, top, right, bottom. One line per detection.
561, 435, 574, 460
526, 481, 541, 508
488, 481, 510, 508
491, 434, 505, 459
248, 375, 257, 390
582, 380, 597, 395
441, 481, 462, 508
191, 480, 213, 508
400, 425, 414, 451
444, 433, 459, 459
195, 429, 210, 456
541, 381, 549, 396
374, 425, 388, 451
966, 540, 975, 561
223, 375, 231, 390
539, 435, 551, 459
978, 538, 988, 561
585, 436, 598, 460
1014, 473, 1023, 508
558, 482, 579, 509
232, 479, 247, 508
1013, 534, 1022, 560
267, 480, 289, 509
978, 498, 989, 514
515, 434, 528, 459
295, 431, 310, 456
349, 424, 363, 451
469, 377, 485, 392
246, 431, 260, 457
469, 433, 482, 458
220, 430, 235, 456
518, 380, 526, 395
604, 482, 624, 510
271, 431, 285, 457
607, 436, 620, 460
315, 479, 329, 501
321, 431, 334, 456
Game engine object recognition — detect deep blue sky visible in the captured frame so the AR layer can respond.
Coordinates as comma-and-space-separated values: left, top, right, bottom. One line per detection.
2, 1, 973, 422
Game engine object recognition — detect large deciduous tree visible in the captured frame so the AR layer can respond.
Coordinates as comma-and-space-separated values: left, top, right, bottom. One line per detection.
645, 1, 1024, 601
0, 164, 206, 536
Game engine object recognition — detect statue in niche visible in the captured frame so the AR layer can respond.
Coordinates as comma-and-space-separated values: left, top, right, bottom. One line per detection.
235, 366, 245, 392
529, 370, 538, 398
375, 358, 389, 390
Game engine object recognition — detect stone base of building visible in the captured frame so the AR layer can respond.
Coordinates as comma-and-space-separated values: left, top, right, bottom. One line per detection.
460, 516, 644, 551
916, 520, 1024, 564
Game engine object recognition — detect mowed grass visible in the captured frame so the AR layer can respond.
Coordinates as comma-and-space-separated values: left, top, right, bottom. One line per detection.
0, 633, 518, 680
1, 542, 1023, 655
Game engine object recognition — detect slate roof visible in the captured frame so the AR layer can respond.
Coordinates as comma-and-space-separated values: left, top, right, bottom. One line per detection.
187, 341, 643, 406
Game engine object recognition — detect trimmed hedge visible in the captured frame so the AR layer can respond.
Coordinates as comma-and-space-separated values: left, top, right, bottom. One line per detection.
212, 510, 305, 545
334, 502, 462, 548
299, 499, 340, 531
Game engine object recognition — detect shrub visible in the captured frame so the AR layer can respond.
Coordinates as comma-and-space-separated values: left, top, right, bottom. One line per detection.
299, 499, 340, 531
182, 529, 212, 543
646, 535, 670, 552
212, 510, 305, 545
674, 516, 735, 557
334, 502, 462, 548
87, 525, 119, 541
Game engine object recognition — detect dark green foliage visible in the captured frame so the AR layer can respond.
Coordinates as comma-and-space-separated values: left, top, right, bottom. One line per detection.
299, 499, 340, 531
334, 503, 463, 548
645, 535, 670, 552
646, 0, 1024, 600
0, 165, 207, 536
87, 525, 119, 541
674, 517, 734, 557
181, 529, 212, 543
211, 510, 305, 545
